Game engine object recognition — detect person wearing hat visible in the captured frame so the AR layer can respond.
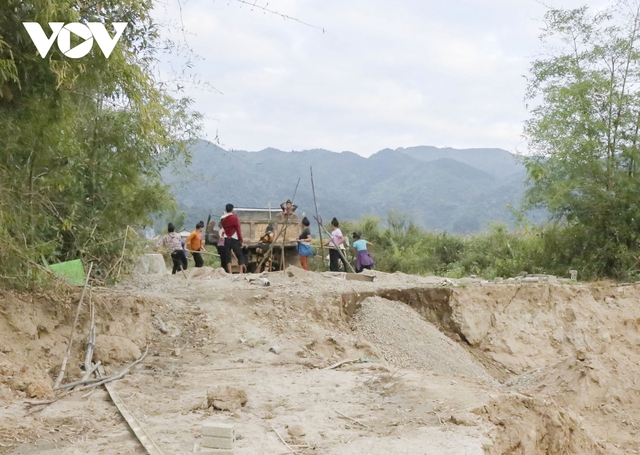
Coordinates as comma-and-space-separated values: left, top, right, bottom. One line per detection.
352, 232, 375, 273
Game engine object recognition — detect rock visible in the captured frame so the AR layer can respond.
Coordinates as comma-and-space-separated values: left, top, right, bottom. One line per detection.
285, 266, 310, 278
27, 379, 53, 399
288, 423, 306, 438
522, 277, 540, 283
207, 386, 248, 411
354, 338, 373, 349
133, 254, 166, 275
269, 345, 281, 355
172, 348, 181, 357
0, 383, 14, 401
94, 335, 141, 365
7, 365, 53, 399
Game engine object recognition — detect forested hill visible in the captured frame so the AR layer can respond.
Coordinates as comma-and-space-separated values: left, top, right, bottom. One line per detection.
164, 140, 530, 233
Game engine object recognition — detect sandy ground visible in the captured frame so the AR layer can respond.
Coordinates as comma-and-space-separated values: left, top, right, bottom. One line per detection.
1, 267, 639, 454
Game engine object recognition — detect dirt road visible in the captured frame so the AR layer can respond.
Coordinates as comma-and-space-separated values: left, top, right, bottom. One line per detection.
1, 267, 639, 454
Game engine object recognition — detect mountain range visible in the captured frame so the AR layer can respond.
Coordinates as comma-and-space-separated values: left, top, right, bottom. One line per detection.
163, 140, 533, 233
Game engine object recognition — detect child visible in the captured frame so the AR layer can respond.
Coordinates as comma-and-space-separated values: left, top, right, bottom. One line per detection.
352, 232, 375, 273
186, 221, 206, 268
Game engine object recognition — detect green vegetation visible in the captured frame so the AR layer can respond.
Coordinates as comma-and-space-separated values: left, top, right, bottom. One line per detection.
523, 2, 640, 279
341, 213, 639, 281
0, 0, 200, 288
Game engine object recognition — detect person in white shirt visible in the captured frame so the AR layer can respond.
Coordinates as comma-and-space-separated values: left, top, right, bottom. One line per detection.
325, 217, 348, 271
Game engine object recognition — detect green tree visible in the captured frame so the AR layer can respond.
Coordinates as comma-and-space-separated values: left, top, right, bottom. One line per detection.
0, 0, 200, 287
524, 1, 640, 278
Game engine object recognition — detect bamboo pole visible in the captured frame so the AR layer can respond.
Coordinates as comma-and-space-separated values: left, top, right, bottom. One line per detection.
53, 262, 93, 390
310, 167, 325, 268
82, 287, 95, 381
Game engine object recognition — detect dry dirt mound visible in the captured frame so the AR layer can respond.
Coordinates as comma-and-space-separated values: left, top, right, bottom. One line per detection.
451, 283, 640, 453
186, 266, 228, 280
353, 296, 496, 384
0, 289, 159, 401
480, 394, 606, 455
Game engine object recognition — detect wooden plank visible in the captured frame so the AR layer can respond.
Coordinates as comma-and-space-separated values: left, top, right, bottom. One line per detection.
98, 367, 165, 455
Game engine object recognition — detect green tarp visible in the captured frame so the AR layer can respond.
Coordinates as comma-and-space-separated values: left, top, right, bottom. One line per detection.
49, 259, 85, 286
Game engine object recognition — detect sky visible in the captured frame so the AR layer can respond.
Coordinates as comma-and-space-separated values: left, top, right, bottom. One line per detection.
154, 0, 606, 156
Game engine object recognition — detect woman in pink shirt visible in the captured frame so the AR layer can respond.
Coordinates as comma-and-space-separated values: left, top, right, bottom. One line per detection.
325, 217, 348, 272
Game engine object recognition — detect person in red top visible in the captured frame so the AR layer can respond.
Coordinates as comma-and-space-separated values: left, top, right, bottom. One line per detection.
221, 203, 245, 273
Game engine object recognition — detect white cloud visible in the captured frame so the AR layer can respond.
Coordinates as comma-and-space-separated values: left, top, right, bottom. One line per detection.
154, 0, 608, 155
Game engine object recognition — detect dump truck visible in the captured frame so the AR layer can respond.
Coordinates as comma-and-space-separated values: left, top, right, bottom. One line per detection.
205, 207, 301, 273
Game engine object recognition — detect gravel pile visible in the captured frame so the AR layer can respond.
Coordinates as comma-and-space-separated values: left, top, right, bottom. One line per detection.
353, 296, 496, 384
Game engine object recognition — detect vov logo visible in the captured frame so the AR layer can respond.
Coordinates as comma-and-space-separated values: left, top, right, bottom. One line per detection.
23, 22, 128, 59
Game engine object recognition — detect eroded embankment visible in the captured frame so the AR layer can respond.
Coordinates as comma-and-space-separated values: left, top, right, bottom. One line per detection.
342, 282, 640, 454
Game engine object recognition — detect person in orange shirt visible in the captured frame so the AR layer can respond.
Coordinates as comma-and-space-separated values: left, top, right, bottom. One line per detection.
186, 221, 206, 268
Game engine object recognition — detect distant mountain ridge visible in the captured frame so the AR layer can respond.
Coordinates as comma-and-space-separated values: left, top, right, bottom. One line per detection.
163, 140, 531, 233
395, 145, 522, 178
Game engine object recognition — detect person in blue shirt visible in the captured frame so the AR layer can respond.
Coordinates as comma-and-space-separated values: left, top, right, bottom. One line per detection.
352, 232, 375, 273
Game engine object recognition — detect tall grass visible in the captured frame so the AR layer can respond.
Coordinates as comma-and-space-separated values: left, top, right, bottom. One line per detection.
339, 214, 639, 281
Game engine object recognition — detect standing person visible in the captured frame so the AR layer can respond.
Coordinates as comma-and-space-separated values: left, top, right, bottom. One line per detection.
352, 232, 375, 273
297, 217, 313, 271
216, 222, 228, 272
221, 203, 245, 274
325, 217, 347, 272
186, 221, 206, 268
157, 223, 187, 274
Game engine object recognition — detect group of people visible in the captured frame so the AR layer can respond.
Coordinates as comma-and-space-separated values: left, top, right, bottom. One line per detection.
326, 217, 375, 273
156, 221, 207, 275
157, 200, 375, 275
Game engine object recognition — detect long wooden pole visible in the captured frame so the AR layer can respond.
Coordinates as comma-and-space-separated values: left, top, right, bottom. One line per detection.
54, 262, 93, 389
281, 177, 301, 270
310, 167, 325, 268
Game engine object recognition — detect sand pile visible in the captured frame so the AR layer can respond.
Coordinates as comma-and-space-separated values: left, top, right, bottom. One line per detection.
353, 296, 496, 384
